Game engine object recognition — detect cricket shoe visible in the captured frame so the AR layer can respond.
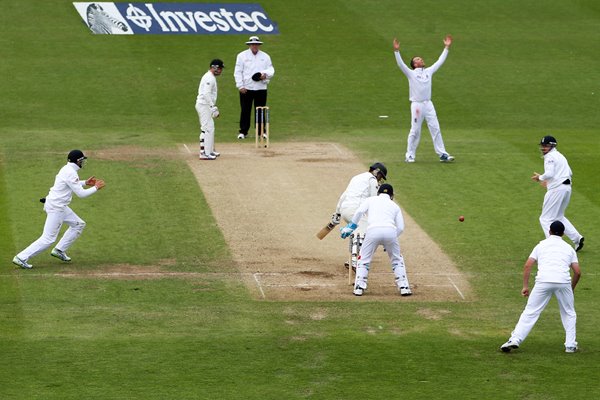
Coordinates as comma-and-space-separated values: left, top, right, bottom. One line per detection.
500, 339, 519, 353
237, 133, 246, 140
51, 248, 71, 262
440, 153, 455, 162
405, 156, 415, 163
353, 284, 366, 296
210, 151, 221, 157
565, 345, 578, 353
12, 256, 33, 269
399, 286, 412, 296
199, 153, 217, 160
575, 237, 585, 252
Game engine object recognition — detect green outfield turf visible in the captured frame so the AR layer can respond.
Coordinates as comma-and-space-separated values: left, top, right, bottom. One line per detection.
1, 1, 599, 398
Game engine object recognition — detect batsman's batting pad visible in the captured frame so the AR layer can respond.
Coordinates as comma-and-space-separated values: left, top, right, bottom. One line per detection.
252, 72, 262, 81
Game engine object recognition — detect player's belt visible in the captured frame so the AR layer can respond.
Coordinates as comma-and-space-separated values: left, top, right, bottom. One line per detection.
562, 179, 571, 185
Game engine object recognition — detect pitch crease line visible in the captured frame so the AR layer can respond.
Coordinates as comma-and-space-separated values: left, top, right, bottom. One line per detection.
253, 273, 266, 299
447, 276, 465, 300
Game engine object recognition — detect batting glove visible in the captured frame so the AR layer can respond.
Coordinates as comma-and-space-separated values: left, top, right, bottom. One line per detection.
340, 223, 357, 239
330, 213, 341, 226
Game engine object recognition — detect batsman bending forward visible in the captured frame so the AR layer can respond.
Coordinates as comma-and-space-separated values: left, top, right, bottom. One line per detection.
330, 162, 387, 270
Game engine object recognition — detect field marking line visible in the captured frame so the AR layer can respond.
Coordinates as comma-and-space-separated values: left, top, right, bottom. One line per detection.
329, 143, 344, 155
447, 276, 466, 300
182, 144, 191, 154
253, 273, 266, 299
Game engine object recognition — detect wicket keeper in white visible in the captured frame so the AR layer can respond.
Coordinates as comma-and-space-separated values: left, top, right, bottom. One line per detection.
340, 184, 412, 297
196, 59, 224, 160
393, 35, 454, 163
12, 150, 105, 269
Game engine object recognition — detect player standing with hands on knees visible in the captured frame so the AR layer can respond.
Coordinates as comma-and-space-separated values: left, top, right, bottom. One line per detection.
196, 59, 224, 160
532, 135, 584, 251
500, 221, 581, 353
393, 35, 454, 163
12, 150, 105, 269
340, 184, 412, 297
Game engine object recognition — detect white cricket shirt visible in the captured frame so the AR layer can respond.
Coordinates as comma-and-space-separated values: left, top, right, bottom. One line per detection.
394, 48, 448, 102
336, 172, 378, 212
234, 49, 274, 90
44, 163, 97, 211
352, 194, 405, 236
529, 235, 578, 284
539, 148, 573, 190
196, 70, 218, 107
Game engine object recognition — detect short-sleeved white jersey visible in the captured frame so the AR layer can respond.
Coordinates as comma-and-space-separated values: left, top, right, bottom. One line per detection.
539, 148, 572, 190
529, 235, 578, 283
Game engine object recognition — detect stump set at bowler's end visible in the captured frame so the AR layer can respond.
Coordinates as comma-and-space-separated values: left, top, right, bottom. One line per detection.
255, 106, 270, 148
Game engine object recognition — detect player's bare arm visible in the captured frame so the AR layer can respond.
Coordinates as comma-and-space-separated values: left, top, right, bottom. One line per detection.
521, 258, 535, 297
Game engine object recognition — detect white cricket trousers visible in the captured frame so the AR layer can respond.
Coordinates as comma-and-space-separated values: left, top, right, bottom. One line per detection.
539, 184, 581, 243
510, 282, 577, 348
195, 104, 215, 155
354, 226, 409, 290
405, 100, 448, 160
17, 206, 86, 262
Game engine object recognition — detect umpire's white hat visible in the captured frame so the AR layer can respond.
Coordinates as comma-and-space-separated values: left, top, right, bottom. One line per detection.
246, 36, 263, 45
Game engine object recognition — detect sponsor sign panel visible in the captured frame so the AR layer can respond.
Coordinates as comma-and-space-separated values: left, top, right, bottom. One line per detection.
73, 2, 278, 35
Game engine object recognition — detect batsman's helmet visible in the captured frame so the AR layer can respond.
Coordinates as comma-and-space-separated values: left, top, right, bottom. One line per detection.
540, 135, 557, 147
369, 162, 387, 180
67, 149, 87, 163
378, 183, 394, 198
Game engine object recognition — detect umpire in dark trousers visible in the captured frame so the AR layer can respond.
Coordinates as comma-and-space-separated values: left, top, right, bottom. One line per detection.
233, 36, 275, 139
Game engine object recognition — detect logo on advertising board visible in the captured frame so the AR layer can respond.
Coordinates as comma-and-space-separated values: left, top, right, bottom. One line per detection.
73, 2, 279, 35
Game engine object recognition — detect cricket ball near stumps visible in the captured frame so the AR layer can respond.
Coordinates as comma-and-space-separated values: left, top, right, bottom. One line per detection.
459, 215, 465, 222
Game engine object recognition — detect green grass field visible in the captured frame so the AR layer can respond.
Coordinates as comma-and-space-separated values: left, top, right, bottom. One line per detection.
1, 1, 599, 398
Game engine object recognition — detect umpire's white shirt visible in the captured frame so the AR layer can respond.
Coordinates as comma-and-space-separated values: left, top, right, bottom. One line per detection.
196, 71, 217, 107
352, 194, 405, 237
234, 49, 274, 90
530, 235, 578, 284
395, 48, 448, 102
539, 148, 572, 190
45, 163, 96, 211
336, 172, 378, 213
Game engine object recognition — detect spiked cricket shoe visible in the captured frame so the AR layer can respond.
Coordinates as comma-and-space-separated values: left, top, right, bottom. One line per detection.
51, 248, 71, 262
500, 340, 519, 352
12, 256, 32, 269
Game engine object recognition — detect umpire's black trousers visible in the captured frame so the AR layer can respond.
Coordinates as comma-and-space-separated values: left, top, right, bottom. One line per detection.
239, 89, 268, 135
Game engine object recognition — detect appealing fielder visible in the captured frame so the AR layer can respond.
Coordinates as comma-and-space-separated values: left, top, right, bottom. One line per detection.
340, 184, 412, 297
196, 59, 224, 160
12, 150, 105, 269
234, 36, 275, 140
393, 36, 454, 163
500, 221, 581, 353
331, 163, 387, 270
532, 135, 584, 251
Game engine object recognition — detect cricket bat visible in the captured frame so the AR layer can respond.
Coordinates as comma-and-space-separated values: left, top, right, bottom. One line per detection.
316, 222, 336, 240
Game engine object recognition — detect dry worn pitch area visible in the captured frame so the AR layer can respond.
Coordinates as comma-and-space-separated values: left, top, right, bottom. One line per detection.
185, 141, 472, 302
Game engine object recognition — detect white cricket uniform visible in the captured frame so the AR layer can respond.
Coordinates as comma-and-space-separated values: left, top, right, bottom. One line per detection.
508, 235, 579, 348
350, 194, 410, 291
395, 49, 450, 160
335, 172, 379, 234
195, 70, 218, 155
17, 163, 97, 261
537, 148, 582, 244
234, 49, 274, 90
